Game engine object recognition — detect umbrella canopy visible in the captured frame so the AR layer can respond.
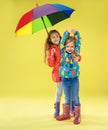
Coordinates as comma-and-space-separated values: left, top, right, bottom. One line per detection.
15, 3, 75, 36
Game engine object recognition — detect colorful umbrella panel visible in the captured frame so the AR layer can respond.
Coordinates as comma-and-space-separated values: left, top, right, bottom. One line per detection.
15, 4, 75, 36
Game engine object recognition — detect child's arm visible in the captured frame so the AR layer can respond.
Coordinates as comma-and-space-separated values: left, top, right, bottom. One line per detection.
70, 28, 82, 62
74, 31, 81, 62
75, 31, 81, 55
46, 48, 55, 67
70, 28, 81, 55
60, 31, 70, 52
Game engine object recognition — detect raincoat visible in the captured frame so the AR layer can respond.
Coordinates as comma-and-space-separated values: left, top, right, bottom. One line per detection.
60, 31, 81, 78
47, 45, 61, 82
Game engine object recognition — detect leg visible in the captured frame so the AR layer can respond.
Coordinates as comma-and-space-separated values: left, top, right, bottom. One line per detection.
54, 82, 63, 118
70, 100, 75, 117
56, 78, 71, 121
55, 82, 63, 102
72, 77, 80, 106
62, 78, 71, 105
71, 77, 81, 124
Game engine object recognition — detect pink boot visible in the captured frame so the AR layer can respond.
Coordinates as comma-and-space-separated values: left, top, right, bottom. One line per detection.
56, 104, 71, 121
73, 105, 81, 124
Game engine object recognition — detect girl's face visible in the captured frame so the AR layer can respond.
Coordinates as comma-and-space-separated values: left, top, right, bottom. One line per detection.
50, 32, 60, 45
65, 42, 75, 53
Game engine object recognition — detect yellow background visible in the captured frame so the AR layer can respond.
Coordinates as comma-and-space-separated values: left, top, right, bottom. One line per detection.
0, 0, 108, 130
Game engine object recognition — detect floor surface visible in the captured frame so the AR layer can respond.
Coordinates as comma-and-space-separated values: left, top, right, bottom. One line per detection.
0, 97, 108, 130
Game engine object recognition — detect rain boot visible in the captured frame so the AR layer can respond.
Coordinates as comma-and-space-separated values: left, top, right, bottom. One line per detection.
70, 100, 75, 117
56, 104, 70, 121
54, 102, 60, 118
73, 105, 81, 124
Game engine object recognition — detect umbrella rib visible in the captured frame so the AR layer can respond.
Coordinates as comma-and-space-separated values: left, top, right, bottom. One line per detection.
41, 17, 49, 35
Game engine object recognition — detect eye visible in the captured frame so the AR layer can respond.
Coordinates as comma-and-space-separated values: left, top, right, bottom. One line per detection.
66, 46, 69, 48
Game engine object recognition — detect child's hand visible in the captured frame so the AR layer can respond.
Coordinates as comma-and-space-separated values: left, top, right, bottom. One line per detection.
68, 28, 77, 34
70, 28, 77, 34
74, 56, 80, 63
51, 48, 56, 56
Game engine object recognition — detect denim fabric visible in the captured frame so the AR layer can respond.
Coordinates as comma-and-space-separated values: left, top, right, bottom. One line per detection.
62, 77, 80, 106
55, 82, 63, 102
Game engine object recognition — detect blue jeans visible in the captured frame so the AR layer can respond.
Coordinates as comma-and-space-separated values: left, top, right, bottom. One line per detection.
62, 77, 80, 106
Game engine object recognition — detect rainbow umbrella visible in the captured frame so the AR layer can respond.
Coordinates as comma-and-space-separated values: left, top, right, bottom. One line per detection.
15, 3, 75, 36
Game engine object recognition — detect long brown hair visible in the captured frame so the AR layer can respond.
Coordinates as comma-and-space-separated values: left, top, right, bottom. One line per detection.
44, 30, 61, 63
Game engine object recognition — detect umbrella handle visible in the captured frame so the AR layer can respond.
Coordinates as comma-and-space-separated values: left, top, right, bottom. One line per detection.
41, 17, 49, 36
36, 3, 38, 7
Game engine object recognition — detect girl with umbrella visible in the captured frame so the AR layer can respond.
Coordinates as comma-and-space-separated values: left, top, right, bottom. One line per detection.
44, 30, 63, 118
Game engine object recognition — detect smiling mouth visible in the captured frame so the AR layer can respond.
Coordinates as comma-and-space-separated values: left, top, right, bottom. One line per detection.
67, 51, 72, 53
